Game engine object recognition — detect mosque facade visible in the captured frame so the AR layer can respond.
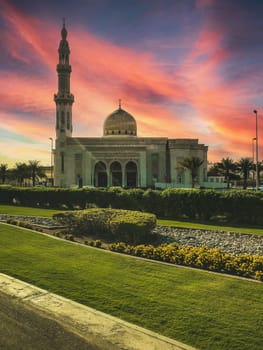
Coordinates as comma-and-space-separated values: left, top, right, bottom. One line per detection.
53, 25, 208, 188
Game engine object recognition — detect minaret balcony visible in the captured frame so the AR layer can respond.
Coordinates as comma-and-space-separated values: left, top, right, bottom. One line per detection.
56, 64, 72, 73
54, 93, 74, 104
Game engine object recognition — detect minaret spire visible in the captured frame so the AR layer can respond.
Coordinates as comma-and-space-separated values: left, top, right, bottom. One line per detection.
54, 22, 74, 138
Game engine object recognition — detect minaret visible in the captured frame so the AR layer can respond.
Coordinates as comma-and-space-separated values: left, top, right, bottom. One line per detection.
54, 21, 74, 138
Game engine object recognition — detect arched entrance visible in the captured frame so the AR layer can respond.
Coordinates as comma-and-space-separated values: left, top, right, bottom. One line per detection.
110, 161, 122, 186
126, 161, 137, 187
94, 161, 107, 187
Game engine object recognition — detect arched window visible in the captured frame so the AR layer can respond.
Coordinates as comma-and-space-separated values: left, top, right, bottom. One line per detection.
94, 161, 107, 187
110, 161, 122, 186
126, 161, 137, 187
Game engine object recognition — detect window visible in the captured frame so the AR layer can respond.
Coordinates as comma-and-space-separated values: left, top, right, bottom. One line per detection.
61, 152, 64, 173
56, 112, 59, 129
61, 111, 65, 125
151, 153, 159, 182
67, 112, 70, 129
177, 175, 182, 184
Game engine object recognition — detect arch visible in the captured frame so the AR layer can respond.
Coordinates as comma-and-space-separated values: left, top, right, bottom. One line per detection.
125, 161, 137, 188
94, 161, 107, 187
110, 161, 122, 186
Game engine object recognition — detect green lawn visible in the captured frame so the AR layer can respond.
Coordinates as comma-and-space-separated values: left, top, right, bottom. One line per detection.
1, 204, 263, 236
0, 223, 262, 350
157, 218, 263, 236
0, 205, 61, 217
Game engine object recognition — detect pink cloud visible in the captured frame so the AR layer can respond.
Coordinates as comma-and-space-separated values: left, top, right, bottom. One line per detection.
1, 0, 262, 166
0, 0, 56, 67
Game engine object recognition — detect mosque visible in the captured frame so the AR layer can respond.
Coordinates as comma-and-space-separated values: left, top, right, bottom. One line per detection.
53, 24, 208, 188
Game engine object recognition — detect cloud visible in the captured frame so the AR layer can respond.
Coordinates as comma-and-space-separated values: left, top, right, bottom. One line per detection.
1, 0, 263, 165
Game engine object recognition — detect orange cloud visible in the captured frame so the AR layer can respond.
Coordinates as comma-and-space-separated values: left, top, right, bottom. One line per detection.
1, 0, 261, 166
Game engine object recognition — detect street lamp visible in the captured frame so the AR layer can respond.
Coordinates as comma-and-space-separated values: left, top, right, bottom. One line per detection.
252, 137, 256, 162
252, 137, 256, 187
253, 110, 259, 190
49, 137, 53, 186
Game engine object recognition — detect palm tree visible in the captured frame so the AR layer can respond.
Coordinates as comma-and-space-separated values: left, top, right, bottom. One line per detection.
28, 160, 46, 186
217, 157, 237, 189
13, 162, 30, 186
237, 158, 253, 189
0, 163, 8, 184
179, 156, 204, 188
207, 163, 220, 176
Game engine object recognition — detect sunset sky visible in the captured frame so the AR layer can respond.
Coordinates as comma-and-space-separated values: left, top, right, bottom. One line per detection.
1, 0, 263, 167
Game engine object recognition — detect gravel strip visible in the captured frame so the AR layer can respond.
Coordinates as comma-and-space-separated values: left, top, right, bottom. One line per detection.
1, 214, 262, 256
154, 226, 263, 256
0, 215, 62, 228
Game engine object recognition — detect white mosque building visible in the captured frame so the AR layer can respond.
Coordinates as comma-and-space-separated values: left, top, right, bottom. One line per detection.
53, 24, 208, 188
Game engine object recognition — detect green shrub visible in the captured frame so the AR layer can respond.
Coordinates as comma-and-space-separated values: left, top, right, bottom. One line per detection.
6, 219, 35, 230
53, 208, 113, 236
94, 239, 102, 248
64, 234, 75, 241
142, 189, 163, 215
109, 210, 156, 244
2, 186, 263, 225
53, 208, 156, 244
6, 218, 18, 225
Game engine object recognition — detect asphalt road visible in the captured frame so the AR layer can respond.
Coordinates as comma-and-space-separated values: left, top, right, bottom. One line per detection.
0, 292, 101, 350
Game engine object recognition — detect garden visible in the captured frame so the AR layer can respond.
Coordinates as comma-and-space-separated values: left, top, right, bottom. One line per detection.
0, 187, 263, 349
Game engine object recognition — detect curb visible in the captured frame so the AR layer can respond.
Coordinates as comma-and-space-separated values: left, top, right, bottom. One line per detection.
0, 273, 197, 350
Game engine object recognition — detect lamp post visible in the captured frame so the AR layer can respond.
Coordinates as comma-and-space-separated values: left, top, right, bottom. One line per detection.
252, 137, 256, 187
253, 110, 259, 190
49, 137, 53, 186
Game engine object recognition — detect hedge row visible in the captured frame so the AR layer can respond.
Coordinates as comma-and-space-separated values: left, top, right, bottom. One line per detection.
53, 208, 157, 245
0, 187, 144, 211
109, 242, 263, 281
1, 186, 263, 224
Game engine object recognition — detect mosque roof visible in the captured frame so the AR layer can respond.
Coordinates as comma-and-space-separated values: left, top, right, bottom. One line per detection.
103, 105, 137, 137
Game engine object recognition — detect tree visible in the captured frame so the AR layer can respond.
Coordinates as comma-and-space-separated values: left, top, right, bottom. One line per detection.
0, 163, 8, 184
237, 158, 253, 189
28, 160, 46, 186
12, 162, 30, 186
179, 156, 204, 188
207, 163, 220, 176
217, 157, 237, 189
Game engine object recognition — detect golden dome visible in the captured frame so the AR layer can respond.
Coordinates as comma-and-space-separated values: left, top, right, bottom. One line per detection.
103, 107, 137, 136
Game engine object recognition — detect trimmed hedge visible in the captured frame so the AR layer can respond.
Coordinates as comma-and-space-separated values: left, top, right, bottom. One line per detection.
53, 208, 157, 244
109, 242, 263, 281
1, 186, 263, 224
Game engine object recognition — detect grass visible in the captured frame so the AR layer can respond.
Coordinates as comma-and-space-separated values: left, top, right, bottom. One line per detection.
0, 205, 62, 217
1, 204, 263, 236
0, 223, 262, 350
157, 218, 263, 236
